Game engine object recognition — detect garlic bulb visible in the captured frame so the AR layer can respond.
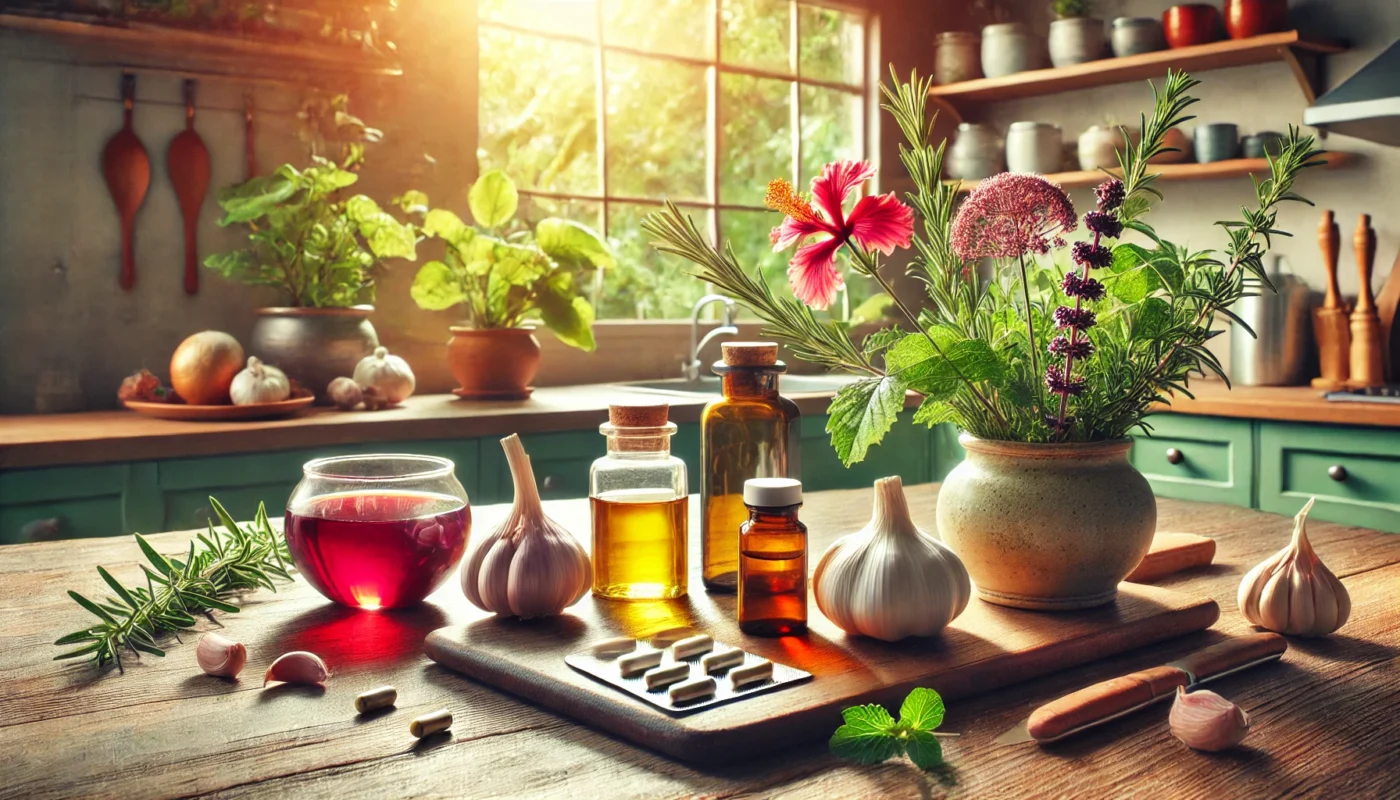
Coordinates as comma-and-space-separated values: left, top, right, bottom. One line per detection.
1169, 686, 1250, 751
196, 632, 246, 678
813, 476, 971, 641
461, 434, 591, 618
229, 357, 290, 405
264, 651, 329, 687
1238, 497, 1350, 637
327, 376, 363, 410
353, 347, 415, 405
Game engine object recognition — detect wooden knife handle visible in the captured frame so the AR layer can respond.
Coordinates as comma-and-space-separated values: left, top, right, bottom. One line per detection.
1026, 666, 1187, 742
1169, 632, 1287, 679
1320, 210, 1342, 309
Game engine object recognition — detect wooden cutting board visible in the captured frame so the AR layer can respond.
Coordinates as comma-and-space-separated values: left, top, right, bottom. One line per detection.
426, 582, 1218, 764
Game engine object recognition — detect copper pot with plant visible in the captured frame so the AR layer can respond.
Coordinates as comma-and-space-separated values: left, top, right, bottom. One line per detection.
408, 170, 612, 399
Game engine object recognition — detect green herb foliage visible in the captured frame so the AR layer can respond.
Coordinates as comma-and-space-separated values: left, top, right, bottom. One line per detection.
829, 688, 955, 771
407, 170, 612, 351
645, 68, 1322, 464
53, 499, 293, 672
1052, 0, 1094, 18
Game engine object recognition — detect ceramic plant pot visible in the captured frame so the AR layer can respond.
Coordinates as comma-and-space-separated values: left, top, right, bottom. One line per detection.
936, 435, 1157, 610
1077, 125, 1127, 171
1195, 123, 1241, 163
981, 22, 1043, 79
1005, 122, 1062, 174
447, 327, 541, 400
1224, 0, 1287, 39
1163, 4, 1223, 48
1111, 17, 1166, 57
1048, 17, 1105, 68
250, 306, 379, 404
934, 31, 982, 84
1243, 130, 1286, 158
947, 123, 1004, 180
1149, 126, 1193, 163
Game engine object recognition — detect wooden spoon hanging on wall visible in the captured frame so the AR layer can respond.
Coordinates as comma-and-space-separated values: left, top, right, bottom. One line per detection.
168, 79, 212, 295
102, 73, 151, 292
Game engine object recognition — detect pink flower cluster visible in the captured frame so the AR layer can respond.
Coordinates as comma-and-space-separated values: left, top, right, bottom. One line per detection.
950, 173, 1078, 261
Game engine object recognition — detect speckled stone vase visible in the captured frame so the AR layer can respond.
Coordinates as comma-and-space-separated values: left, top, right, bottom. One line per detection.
936, 434, 1156, 611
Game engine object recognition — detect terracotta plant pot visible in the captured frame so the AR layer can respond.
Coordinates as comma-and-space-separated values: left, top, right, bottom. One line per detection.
1148, 126, 1194, 163
250, 306, 379, 404
447, 327, 541, 400
1163, 4, 1223, 49
1224, 0, 1287, 39
936, 435, 1157, 610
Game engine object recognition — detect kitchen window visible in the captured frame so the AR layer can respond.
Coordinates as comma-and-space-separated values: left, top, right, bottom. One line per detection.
477, 0, 877, 322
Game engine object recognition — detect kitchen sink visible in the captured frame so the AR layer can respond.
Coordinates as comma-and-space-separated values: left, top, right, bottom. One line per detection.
620, 374, 861, 396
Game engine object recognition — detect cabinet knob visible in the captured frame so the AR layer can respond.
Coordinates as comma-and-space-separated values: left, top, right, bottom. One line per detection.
1165, 447, 1184, 465
1328, 465, 1348, 482
541, 475, 557, 490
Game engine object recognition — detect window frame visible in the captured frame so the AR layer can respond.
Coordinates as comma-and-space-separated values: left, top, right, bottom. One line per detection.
477, 0, 878, 321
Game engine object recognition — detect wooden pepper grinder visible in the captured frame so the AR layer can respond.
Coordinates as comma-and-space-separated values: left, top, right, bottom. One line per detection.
1311, 210, 1350, 390
1348, 213, 1384, 388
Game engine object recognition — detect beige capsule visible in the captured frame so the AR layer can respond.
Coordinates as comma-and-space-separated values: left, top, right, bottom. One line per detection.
669, 677, 717, 703
730, 660, 773, 689
410, 709, 453, 738
354, 686, 397, 714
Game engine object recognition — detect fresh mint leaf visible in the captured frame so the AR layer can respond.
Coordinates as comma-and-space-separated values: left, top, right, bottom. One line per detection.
898, 687, 946, 731
912, 397, 956, 428
829, 704, 902, 765
826, 376, 907, 466
903, 729, 944, 770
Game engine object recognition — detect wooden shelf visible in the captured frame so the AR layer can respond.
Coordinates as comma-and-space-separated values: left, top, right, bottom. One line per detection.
928, 31, 1342, 107
952, 151, 1357, 193
0, 13, 401, 81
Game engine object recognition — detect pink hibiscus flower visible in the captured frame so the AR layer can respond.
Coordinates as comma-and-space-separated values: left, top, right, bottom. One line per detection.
765, 160, 915, 310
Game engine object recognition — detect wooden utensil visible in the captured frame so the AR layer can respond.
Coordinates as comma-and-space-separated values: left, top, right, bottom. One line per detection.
243, 90, 258, 180
1374, 247, 1400, 381
168, 79, 212, 296
1348, 213, 1384, 388
102, 73, 151, 292
1125, 532, 1216, 583
1311, 210, 1350, 390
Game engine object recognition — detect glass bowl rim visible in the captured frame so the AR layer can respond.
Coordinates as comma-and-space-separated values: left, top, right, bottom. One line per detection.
301, 453, 455, 481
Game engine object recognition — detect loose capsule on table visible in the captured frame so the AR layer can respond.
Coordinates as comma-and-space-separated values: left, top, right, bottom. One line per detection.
701, 648, 745, 674
669, 677, 717, 703
618, 649, 663, 677
410, 709, 453, 738
730, 660, 773, 689
643, 663, 691, 689
590, 637, 637, 658
354, 685, 397, 714
671, 634, 714, 660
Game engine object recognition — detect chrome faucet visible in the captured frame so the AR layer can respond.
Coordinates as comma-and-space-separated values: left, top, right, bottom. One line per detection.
684, 294, 738, 381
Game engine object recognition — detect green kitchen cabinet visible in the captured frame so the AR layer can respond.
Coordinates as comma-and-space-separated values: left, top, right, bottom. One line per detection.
798, 415, 931, 490
1257, 422, 1400, 533
1132, 414, 1255, 508
0, 463, 155, 544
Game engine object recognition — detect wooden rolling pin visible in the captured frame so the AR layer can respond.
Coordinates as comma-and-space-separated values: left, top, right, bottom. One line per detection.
1312, 210, 1350, 390
1349, 213, 1383, 389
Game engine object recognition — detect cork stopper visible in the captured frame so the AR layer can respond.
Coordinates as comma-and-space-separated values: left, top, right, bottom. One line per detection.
608, 402, 670, 428
721, 342, 779, 367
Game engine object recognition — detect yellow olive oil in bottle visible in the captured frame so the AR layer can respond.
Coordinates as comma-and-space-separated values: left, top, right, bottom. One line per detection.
590, 402, 688, 600
738, 478, 807, 636
700, 342, 800, 592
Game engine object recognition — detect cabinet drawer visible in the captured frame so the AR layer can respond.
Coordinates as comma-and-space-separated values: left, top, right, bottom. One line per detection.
1132, 414, 1253, 508
1258, 423, 1400, 533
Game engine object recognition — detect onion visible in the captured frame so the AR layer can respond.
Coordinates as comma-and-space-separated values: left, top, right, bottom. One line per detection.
170, 331, 245, 405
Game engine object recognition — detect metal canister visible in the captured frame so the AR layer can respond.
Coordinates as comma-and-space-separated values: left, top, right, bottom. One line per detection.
1229, 254, 1313, 386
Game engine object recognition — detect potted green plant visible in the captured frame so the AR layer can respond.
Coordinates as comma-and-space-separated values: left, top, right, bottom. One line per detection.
204, 95, 416, 402
1049, 0, 1105, 67
407, 170, 611, 399
645, 69, 1321, 611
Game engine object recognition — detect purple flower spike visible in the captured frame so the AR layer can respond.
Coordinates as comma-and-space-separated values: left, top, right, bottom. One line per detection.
1044, 363, 1086, 395
1084, 210, 1124, 239
1062, 273, 1106, 301
1048, 334, 1094, 359
1071, 241, 1113, 269
1053, 306, 1097, 330
1095, 179, 1125, 212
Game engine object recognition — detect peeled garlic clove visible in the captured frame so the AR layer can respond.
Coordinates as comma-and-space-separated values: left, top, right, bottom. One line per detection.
1169, 686, 1250, 751
196, 632, 247, 678
1238, 497, 1351, 637
264, 651, 329, 687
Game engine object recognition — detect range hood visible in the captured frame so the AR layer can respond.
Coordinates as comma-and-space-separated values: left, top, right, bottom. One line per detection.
1303, 39, 1400, 146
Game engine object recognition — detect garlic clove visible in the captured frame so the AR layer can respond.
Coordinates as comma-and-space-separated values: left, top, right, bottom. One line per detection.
327, 376, 363, 411
196, 632, 247, 678
264, 651, 329, 687
1238, 497, 1350, 637
1169, 686, 1250, 752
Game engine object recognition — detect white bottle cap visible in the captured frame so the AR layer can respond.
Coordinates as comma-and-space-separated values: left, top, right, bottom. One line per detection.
743, 478, 803, 508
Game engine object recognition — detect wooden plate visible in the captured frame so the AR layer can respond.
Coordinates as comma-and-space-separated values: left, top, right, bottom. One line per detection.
123, 396, 315, 421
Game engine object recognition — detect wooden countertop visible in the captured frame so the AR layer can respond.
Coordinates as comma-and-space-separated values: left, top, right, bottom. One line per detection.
3, 488, 1397, 798
1153, 382, 1400, 428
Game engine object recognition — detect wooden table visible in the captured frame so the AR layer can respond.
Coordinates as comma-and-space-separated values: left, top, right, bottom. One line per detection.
3, 488, 1398, 799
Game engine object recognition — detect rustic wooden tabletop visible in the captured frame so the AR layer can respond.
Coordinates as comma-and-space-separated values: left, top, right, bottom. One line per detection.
2, 487, 1397, 799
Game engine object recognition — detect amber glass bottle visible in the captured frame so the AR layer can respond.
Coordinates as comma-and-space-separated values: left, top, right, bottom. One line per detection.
700, 342, 800, 593
738, 478, 807, 636
590, 402, 688, 600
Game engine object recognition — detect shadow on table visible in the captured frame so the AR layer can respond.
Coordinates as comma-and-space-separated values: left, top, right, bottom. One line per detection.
1285, 633, 1398, 664
262, 601, 450, 669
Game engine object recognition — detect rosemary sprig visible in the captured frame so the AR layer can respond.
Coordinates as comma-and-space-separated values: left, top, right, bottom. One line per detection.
53, 497, 293, 672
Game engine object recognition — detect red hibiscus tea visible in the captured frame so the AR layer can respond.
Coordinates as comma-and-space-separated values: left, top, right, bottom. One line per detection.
285, 456, 471, 610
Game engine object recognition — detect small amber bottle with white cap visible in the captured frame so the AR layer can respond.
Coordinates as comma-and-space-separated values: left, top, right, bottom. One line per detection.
738, 477, 807, 636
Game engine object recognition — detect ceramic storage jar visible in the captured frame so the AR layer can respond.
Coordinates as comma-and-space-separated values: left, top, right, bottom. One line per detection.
981, 23, 1042, 78
1078, 125, 1127, 171
947, 123, 1003, 180
934, 31, 982, 84
1111, 17, 1166, 56
1006, 122, 1063, 174
1048, 17, 1105, 67
1195, 123, 1240, 163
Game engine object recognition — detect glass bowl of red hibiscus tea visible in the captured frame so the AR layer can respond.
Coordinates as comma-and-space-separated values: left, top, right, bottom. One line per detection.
285, 454, 471, 609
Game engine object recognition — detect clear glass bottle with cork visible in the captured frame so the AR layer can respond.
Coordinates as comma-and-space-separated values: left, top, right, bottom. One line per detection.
700, 342, 800, 592
739, 477, 807, 636
590, 402, 688, 600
